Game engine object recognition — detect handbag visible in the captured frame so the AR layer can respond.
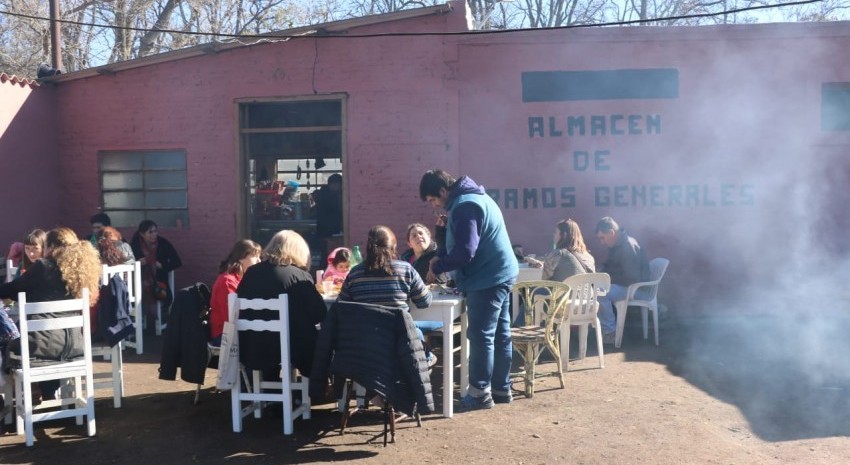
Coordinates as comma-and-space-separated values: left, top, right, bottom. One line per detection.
152, 280, 169, 301
216, 320, 240, 390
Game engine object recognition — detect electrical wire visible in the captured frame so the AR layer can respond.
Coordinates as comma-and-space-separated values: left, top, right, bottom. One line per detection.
0, 0, 828, 41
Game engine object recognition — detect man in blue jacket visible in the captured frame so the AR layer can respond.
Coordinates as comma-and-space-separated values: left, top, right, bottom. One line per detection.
420, 169, 518, 410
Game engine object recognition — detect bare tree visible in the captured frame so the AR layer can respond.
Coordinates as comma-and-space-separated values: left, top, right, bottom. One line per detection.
1, 0, 849, 78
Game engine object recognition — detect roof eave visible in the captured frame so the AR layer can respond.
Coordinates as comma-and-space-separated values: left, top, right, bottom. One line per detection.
46, 3, 454, 84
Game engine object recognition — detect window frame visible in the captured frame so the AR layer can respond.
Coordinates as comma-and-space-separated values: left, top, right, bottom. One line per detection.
98, 149, 189, 229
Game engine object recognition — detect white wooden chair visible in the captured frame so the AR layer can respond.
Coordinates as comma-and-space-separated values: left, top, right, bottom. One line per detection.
153, 270, 174, 335
90, 263, 141, 408
11, 289, 96, 446
229, 293, 310, 435
5, 258, 18, 283
103, 262, 144, 355
560, 273, 610, 370
613, 258, 670, 349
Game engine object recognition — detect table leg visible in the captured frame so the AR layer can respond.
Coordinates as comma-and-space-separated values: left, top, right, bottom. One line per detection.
460, 309, 469, 398
443, 307, 453, 418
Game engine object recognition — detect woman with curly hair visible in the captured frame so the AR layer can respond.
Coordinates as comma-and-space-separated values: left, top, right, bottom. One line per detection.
236, 230, 326, 376
0, 227, 102, 399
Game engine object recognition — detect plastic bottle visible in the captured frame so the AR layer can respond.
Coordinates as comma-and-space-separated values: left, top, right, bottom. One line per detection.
350, 245, 363, 267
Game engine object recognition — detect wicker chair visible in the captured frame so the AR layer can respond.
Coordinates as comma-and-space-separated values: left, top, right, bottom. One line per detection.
510, 280, 571, 398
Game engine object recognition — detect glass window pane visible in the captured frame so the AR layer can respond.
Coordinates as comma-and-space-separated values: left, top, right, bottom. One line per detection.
242, 100, 341, 129
104, 192, 144, 209
106, 210, 146, 229
101, 153, 143, 171
145, 171, 187, 189
146, 191, 187, 209
148, 210, 189, 228
245, 131, 341, 159
103, 172, 143, 190
145, 151, 186, 170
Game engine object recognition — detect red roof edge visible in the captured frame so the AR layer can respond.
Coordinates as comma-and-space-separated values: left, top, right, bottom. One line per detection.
0, 73, 41, 88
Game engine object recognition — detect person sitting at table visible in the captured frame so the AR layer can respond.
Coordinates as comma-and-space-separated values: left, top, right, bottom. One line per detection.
16, 229, 47, 279
338, 225, 437, 366
236, 230, 326, 378
524, 218, 596, 281
322, 247, 351, 285
130, 219, 182, 319
0, 227, 102, 401
87, 212, 112, 247
209, 239, 261, 346
400, 223, 448, 285
96, 226, 135, 266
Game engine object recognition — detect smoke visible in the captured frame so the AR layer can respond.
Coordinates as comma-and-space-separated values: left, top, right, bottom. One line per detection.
650, 29, 850, 441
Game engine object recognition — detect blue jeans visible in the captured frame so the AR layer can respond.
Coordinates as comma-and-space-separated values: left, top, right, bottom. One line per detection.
597, 284, 627, 334
465, 281, 513, 398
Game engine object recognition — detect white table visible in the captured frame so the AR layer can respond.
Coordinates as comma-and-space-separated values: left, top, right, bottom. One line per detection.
323, 294, 468, 418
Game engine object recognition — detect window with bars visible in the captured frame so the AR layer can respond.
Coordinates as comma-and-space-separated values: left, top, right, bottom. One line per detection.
99, 150, 189, 228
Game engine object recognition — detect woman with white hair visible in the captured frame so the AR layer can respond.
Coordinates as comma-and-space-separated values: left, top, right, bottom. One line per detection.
235, 230, 326, 377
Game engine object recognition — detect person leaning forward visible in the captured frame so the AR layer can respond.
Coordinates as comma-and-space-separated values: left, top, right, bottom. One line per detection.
419, 169, 518, 410
594, 216, 650, 344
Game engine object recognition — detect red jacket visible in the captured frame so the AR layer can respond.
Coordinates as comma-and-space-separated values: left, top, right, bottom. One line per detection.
209, 272, 240, 339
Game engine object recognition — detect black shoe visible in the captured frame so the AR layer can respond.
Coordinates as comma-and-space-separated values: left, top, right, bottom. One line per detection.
455, 393, 495, 412
492, 393, 512, 404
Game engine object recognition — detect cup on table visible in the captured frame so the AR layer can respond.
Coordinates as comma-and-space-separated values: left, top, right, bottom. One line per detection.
322, 280, 335, 296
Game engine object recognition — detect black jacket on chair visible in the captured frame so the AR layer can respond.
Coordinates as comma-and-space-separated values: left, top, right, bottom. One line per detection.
159, 283, 211, 384
96, 273, 135, 347
310, 301, 434, 416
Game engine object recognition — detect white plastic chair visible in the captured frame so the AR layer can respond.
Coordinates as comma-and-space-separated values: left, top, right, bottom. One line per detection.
229, 293, 311, 435
154, 270, 174, 336
613, 258, 670, 349
11, 289, 96, 446
103, 262, 144, 355
560, 273, 610, 370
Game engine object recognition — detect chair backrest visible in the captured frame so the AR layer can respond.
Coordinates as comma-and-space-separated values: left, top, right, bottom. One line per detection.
5, 258, 17, 283
563, 273, 610, 325
513, 280, 572, 332
102, 261, 142, 309
229, 293, 291, 374
642, 258, 670, 301
17, 289, 93, 367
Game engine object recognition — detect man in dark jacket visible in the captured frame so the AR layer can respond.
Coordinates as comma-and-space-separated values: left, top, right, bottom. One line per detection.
420, 169, 517, 410
595, 216, 650, 344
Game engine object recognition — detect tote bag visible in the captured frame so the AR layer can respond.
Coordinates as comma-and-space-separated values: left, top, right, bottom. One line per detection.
215, 321, 239, 390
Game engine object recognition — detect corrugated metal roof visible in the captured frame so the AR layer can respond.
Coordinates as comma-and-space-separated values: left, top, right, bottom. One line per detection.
0, 73, 41, 88
48, 3, 454, 84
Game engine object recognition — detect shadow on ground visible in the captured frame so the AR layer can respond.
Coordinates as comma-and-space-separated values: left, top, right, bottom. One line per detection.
0, 387, 387, 465
612, 308, 850, 441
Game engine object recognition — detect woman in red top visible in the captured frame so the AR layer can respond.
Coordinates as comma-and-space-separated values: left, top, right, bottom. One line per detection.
209, 239, 261, 345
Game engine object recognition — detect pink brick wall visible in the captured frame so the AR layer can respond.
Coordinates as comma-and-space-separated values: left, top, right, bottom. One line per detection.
453, 23, 850, 311
37, 2, 850, 313
52, 6, 462, 288
0, 81, 59, 252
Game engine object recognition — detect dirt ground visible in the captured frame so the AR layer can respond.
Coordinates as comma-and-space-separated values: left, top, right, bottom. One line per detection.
2, 311, 849, 465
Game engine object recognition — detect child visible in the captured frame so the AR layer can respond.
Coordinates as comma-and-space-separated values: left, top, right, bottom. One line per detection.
323, 247, 351, 285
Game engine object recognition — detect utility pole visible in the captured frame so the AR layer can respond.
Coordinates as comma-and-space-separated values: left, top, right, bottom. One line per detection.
49, 0, 63, 71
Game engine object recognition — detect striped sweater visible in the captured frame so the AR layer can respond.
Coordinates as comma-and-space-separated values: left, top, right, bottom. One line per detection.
338, 260, 432, 310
